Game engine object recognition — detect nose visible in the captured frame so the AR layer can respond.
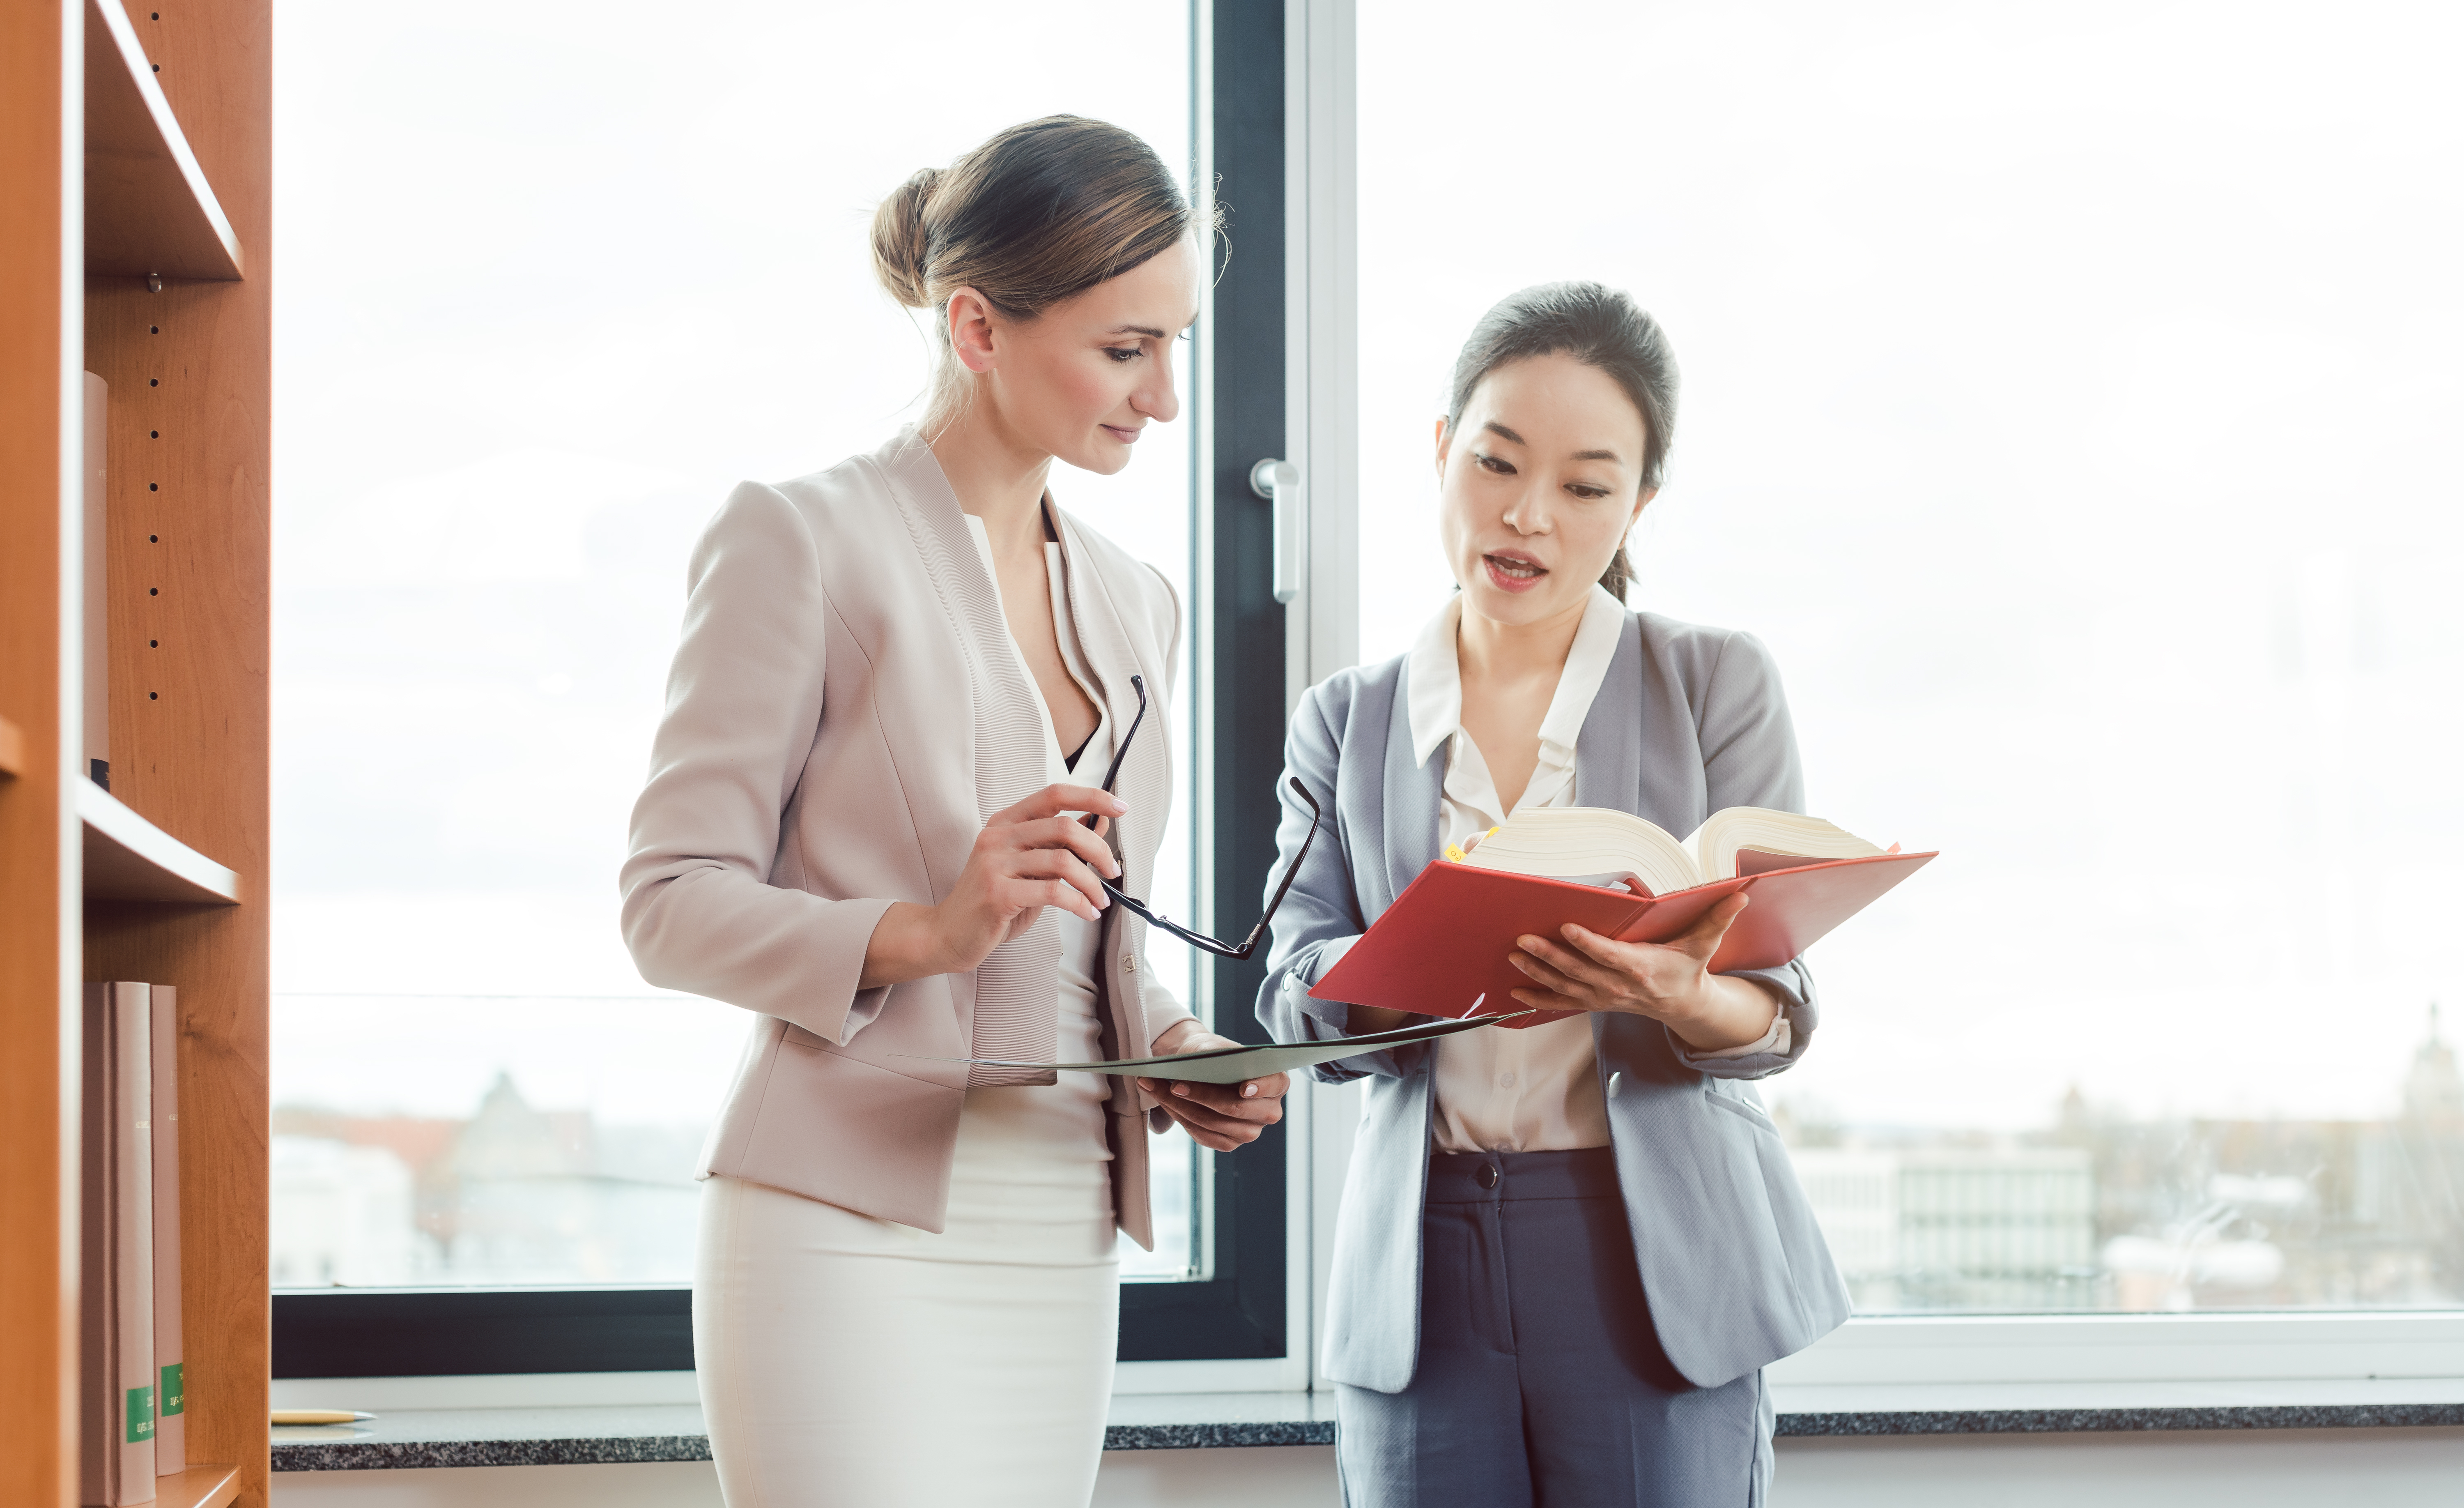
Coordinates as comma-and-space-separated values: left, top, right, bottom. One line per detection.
1499, 477, 1554, 536
1133, 348, 1181, 426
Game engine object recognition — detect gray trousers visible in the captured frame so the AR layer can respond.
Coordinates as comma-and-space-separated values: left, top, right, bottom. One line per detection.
1335, 1148, 1771, 1508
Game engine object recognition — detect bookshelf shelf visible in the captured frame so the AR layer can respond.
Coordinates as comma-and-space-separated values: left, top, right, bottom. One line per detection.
156, 1464, 241, 1508
79, 779, 243, 905
83, 0, 244, 281
0, 713, 22, 776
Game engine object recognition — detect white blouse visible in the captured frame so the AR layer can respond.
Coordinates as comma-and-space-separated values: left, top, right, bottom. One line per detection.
1413, 587, 1788, 1155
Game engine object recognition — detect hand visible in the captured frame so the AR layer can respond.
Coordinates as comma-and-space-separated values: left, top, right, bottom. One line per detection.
858, 783, 1126, 990
1134, 1019, 1289, 1151
1506, 891, 1781, 1053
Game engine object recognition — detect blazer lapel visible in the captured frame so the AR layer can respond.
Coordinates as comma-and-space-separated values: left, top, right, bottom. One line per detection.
1574, 612, 1645, 815
1380, 658, 1443, 919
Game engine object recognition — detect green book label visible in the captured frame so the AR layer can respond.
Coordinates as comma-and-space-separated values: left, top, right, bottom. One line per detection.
160, 1362, 184, 1416
126, 1384, 154, 1443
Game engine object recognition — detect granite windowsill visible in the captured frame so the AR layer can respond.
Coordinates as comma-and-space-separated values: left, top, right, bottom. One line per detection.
269, 1381, 2464, 1471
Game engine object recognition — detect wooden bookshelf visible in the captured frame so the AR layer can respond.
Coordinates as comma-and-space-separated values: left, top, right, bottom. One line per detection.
4, 1, 271, 1504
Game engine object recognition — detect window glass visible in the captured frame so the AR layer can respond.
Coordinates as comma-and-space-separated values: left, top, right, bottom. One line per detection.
1358, 0, 2464, 1312
271, 0, 1200, 1289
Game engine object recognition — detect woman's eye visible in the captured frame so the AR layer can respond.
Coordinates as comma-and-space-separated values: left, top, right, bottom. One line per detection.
1475, 452, 1514, 475
1104, 346, 1142, 363
1568, 484, 1609, 500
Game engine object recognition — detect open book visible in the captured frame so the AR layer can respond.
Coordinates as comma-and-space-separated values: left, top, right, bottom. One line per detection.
1460, 806, 1893, 896
1314, 807, 1934, 1028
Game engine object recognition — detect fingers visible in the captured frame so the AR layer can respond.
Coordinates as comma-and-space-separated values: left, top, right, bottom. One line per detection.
1149, 1084, 1283, 1147
1515, 933, 1618, 995
1672, 893, 1750, 959
993, 783, 1127, 827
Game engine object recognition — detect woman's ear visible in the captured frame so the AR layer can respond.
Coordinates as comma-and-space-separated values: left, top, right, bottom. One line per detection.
1433, 415, 1452, 478
1630, 484, 1657, 526
947, 287, 999, 375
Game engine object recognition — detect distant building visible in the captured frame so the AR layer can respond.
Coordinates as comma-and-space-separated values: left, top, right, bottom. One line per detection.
1787, 1145, 2095, 1310
269, 1136, 426, 1286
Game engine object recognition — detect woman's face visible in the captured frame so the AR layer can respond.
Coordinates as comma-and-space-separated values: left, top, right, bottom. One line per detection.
1437, 351, 1654, 628
959, 233, 1203, 475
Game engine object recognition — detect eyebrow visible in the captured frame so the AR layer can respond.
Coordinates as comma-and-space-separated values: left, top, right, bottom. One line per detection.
1107, 324, 1171, 339
1484, 421, 1623, 465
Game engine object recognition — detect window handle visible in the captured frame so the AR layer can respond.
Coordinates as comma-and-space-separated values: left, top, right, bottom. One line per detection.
1248, 458, 1302, 605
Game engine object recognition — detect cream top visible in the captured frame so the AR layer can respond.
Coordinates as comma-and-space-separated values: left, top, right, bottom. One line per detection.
1411, 587, 1788, 1155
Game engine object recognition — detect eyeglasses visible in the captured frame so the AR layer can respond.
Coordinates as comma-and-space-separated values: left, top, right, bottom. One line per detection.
1083, 673, 1323, 960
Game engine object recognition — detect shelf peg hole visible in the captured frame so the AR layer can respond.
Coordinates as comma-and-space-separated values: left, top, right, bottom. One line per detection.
149, 378, 159, 387
149, 691, 159, 700
150, 430, 159, 439
149, 483, 158, 491
149, 534, 159, 543
150, 325, 160, 334
149, 587, 159, 596
149, 640, 159, 648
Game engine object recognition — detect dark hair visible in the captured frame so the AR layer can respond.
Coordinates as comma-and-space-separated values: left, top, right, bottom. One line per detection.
872, 115, 1214, 433
1442, 282, 1678, 602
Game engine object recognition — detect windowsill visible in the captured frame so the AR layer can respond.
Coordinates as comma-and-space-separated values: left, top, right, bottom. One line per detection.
269, 1379, 2464, 1471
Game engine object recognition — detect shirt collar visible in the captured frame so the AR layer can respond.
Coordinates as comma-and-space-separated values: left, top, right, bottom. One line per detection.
1407, 584, 1630, 770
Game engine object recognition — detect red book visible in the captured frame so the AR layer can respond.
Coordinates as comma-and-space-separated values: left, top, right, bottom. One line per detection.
1312, 807, 1935, 1028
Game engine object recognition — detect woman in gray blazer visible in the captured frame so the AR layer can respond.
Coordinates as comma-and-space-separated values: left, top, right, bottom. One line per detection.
1257, 283, 1850, 1506
621, 118, 1285, 1506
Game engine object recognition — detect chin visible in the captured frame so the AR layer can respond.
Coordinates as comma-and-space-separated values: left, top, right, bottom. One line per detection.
1057, 439, 1132, 477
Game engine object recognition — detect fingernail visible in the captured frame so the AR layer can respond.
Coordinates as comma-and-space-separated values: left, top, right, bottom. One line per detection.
1175, 1083, 1191, 1096
1241, 1082, 1258, 1098
1110, 797, 1129, 813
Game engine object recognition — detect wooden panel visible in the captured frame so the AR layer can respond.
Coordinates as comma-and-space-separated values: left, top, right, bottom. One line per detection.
83, 3, 271, 1505
1, 0, 81, 1501
156, 1463, 241, 1508
0, 712, 23, 776
83, 0, 242, 281
80, 779, 243, 904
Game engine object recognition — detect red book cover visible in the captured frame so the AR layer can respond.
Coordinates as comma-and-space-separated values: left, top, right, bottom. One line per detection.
1310, 852, 1935, 1027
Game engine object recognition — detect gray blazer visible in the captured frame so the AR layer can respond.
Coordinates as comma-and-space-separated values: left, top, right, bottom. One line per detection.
1255, 611, 1852, 1392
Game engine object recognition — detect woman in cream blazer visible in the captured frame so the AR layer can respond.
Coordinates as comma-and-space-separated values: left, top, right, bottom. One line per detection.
620, 117, 1285, 1507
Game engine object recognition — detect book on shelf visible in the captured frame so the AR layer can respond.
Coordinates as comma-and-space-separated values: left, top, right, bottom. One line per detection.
151, 985, 184, 1476
1312, 806, 1935, 1029
80, 982, 156, 1506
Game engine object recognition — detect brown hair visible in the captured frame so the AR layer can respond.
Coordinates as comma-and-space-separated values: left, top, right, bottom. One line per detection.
873, 115, 1210, 435
1443, 282, 1679, 603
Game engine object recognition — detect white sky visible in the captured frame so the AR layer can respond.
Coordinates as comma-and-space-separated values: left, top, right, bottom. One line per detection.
269, 0, 2464, 1138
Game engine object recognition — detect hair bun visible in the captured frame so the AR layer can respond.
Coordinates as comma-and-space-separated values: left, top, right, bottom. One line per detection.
870, 166, 940, 308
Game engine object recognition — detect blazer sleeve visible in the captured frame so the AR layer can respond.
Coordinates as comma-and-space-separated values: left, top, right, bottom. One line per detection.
618, 481, 897, 1046
1253, 681, 1424, 1084
1676, 629, 1821, 1082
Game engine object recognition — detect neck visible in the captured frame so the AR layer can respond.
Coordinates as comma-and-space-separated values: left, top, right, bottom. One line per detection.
928, 396, 1053, 554
1457, 590, 1590, 688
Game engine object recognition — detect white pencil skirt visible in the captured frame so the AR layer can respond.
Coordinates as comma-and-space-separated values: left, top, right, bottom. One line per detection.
693, 1118, 1122, 1505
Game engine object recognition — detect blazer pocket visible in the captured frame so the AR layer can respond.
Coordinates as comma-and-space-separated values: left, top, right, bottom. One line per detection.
781, 1022, 834, 1052
1703, 1084, 1780, 1134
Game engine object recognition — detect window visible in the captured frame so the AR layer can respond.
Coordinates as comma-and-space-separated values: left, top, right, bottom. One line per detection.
1357, 0, 2464, 1316
268, 0, 1300, 1374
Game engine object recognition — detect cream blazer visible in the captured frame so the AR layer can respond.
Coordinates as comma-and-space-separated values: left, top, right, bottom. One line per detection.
620, 430, 1197, 1246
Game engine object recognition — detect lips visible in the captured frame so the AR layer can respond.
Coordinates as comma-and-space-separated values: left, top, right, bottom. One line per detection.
1482, 551, 1547, 593
1101, 424, 1142, 444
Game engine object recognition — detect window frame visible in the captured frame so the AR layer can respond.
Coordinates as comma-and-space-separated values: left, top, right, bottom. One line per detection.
272, 0, 2462, 1397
